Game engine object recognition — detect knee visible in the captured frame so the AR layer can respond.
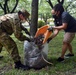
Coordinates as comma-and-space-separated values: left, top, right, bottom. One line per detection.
63, 42, 69, 45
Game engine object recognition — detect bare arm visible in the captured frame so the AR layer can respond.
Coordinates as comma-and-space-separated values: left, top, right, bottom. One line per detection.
53, 23, 68, 30
47, 23, 67, 42
47, 29, 59, 43
51, 29, 59, 39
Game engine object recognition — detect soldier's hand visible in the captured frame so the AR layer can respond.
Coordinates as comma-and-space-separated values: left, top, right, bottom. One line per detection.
25, 37, 31, 42
47, 37, 52, 43
25, 31, 30, 36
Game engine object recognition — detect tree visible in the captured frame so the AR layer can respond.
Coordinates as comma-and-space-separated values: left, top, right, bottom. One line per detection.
39, 0, 52, 24
17, 0, 31, 12
30, 0, 39, 36
0, 0, 19, 14
46, 0, 76, 17
46, 0, 64, 8
64, 0, 76, 17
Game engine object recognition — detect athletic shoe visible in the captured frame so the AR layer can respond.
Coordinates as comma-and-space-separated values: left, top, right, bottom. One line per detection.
65, 53, 74, 58
14, 61, 30, 70
57, 57, 64, 62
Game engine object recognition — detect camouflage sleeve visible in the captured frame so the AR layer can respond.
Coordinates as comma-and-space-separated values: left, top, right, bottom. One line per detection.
13, 21, 28, 41
20, 25, 30, 35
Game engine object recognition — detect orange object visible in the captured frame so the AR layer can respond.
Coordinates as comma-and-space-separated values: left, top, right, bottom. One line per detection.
35, 25, 52, 44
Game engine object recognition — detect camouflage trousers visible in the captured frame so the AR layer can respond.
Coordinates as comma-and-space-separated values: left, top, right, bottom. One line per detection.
0, 32, 20, 62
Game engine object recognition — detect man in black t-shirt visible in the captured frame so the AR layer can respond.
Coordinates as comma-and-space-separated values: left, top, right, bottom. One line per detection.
48, 4, 76, 62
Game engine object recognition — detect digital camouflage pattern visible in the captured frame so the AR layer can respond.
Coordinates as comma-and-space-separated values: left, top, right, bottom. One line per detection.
0, 13, 28, 62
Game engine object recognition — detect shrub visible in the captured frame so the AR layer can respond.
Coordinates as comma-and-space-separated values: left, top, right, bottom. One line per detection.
38, 20, 45, 28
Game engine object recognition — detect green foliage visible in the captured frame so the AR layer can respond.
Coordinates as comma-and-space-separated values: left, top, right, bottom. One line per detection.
0, 0, 32, 15
17, 0, 31, 12
64, 0, 76, 17
38, 20, 45, 28
39, 0, 52, 21
0, 0, 76, 17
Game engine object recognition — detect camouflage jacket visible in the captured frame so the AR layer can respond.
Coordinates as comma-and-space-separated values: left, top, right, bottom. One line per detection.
0, 13, 28, 41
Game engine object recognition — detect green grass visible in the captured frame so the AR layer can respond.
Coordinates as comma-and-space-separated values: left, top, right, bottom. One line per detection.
0, 31, 76, 75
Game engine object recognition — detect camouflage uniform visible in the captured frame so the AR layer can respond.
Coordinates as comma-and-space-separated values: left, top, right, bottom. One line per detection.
0, 13, 29, 62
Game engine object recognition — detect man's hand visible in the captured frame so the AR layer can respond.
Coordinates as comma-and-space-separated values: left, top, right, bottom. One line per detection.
47, 37, 52, 43
47, 26, 54, 32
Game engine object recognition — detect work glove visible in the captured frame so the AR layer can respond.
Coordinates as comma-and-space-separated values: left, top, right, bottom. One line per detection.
47, 26, 53, 32
47, 37, 52, 43
25, 37, 31, 42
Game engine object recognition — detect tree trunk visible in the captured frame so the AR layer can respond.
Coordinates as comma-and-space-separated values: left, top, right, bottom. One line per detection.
30, 0, 38, 37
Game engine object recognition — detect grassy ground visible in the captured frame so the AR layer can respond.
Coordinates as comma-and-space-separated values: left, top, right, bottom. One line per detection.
0, 31, 76, 75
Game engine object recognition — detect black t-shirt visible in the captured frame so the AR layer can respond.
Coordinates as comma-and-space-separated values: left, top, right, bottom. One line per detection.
54, 12, 76, 32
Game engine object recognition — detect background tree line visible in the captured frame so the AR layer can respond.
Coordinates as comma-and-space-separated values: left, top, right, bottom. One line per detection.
0, 0, 76, 36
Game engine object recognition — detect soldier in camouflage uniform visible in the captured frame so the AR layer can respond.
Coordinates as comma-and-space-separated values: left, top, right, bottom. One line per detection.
0, 9, 31, 70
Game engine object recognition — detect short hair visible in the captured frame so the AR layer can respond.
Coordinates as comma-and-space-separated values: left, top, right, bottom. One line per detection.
18, 9, 30, 20
53, 4, 64, 14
